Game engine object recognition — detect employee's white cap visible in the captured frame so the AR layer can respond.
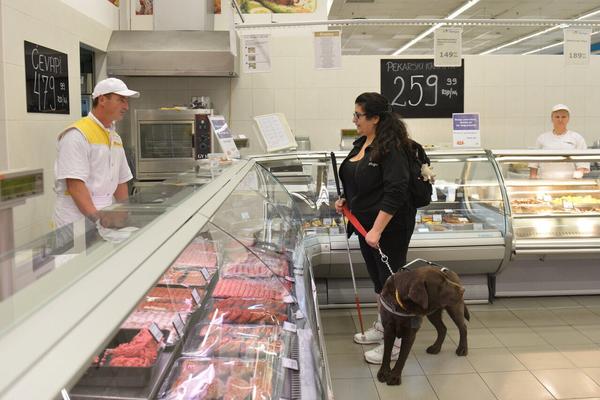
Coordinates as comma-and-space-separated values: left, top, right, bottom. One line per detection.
92, 77, 140, 99
551, 103, 570, 113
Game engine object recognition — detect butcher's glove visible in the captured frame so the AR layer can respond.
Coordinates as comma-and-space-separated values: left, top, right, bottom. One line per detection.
421, 164, 436, 183
96, 222, 139, 244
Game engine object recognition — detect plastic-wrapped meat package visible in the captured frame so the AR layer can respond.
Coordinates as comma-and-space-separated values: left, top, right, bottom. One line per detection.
221, 254, 289, 278
159, 268, 215, 287
211, 278, 291, 301
173, 242, 218, 268
182, 323, 284, 358
158, 357, 279, 400
137, 287, 203, 313
204, 298, 288, 325
121, 310, 189, 345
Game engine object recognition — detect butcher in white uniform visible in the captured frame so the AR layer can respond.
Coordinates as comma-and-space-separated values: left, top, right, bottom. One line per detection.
53, 78, 139, 227
529, 104, 590, 180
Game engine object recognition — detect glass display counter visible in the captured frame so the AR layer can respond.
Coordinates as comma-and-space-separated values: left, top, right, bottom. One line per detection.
252, 150, 510, 304
493, 149, 600, 254
0, 160, 330, 399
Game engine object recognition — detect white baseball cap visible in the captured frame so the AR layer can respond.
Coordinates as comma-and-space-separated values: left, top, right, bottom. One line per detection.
551, 103, 570, 113
92, 77, 140, 99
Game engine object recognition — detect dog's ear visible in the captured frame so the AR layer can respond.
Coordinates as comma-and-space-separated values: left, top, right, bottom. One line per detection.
408, 279, 428, 310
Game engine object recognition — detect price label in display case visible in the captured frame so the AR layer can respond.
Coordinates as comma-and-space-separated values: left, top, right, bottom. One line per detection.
149, 322, 164, 343
172, 313, 185, 338
381, 59, 464, 118
191, 288, 202, 305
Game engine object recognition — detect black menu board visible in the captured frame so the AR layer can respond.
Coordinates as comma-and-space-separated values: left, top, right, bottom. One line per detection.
380, 59, 463, 118
24, 41, 69, 114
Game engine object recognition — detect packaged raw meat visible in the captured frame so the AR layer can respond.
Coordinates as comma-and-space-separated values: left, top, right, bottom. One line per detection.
182, 323, 286, 358
137, 287, 204, 313
158, 357, 283, 400
121, 310, 189, 346
211, 278, 292, 301
158, 267, 215, 287
172, 240, 218, 268
203, 298, 289, 325
221, 254, 289, 278
79, 329, 165, 388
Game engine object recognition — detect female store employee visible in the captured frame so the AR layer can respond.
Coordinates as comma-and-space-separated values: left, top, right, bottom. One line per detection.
529, 104, 590, 179
334, 92, 416, 364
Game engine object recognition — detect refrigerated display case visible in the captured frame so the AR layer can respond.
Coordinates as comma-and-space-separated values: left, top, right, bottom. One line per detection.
252, 150, 510, 304
492, 149, 600, 296
0, 160, 331, 399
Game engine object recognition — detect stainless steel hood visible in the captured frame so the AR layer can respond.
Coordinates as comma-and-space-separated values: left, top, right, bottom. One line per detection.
107, 31, 238, 77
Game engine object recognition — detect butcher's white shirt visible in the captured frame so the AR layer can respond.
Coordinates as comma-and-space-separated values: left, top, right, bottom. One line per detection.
529, 130, 590, 179
53, 112, 132, 227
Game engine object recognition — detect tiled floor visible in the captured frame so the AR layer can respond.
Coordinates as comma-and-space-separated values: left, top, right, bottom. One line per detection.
322, 296, 600, 400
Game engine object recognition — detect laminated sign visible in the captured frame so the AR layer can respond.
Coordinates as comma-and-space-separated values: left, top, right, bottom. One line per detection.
564, 28, 591, 65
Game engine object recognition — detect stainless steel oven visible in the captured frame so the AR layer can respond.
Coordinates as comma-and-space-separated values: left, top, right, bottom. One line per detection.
132, 109, 212, 180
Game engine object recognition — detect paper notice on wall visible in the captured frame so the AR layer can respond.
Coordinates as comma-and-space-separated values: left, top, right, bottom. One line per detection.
452, 113, 480, 148
314, 31, 342, 70
242, 34, 271, 73
434, 27, 462, 67
564, 28, 591, 65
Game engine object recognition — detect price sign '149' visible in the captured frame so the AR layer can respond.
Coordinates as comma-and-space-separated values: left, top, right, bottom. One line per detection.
381, 59, 464, 119
24, 41, 70, 114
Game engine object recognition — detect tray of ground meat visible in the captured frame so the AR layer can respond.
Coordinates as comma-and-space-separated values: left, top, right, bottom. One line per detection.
157, 357, 282, 400
79, 329, 166, 388
182, 323, 286, 358
211, 278, 292, 301
202, 298, 289, 325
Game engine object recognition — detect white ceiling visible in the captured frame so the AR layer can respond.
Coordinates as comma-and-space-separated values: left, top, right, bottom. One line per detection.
327, 0, 600, 55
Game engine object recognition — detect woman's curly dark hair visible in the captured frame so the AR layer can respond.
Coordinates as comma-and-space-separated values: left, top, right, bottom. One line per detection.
355, 92, 411, 162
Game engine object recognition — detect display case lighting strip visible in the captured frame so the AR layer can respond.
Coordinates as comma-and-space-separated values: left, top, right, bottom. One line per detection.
496, 156, 567, 161
481, 7, 600, 55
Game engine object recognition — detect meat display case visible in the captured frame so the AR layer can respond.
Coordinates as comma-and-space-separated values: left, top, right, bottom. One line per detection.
251, 149, 510, 304
0, 159, 331, 399
491, 149, 600, 296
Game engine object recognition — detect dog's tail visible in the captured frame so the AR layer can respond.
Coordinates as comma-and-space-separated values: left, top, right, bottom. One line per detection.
464, 304, 470, 321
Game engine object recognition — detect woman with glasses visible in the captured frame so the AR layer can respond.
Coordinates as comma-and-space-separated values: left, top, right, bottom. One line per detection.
334, 92, 417, 364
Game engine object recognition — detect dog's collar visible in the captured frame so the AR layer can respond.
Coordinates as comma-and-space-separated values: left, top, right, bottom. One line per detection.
395, 289, 407, 310
381, 294, 416, 317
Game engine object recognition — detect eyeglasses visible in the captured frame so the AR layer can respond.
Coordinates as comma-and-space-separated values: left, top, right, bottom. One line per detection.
353, 112, 367, 119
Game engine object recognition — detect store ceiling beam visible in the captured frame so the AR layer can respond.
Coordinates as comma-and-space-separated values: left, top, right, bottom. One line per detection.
235, 18, 600, 30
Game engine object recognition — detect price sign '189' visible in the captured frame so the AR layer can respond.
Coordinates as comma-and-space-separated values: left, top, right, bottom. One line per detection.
24, 41, 70, 114
381, 59, 464, 119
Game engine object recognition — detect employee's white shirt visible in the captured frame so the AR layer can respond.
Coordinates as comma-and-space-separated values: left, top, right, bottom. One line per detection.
53, 112, 133, 227
529, 130, 590, 179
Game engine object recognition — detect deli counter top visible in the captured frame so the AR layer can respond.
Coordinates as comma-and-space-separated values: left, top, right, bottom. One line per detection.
0, 159, 330, 399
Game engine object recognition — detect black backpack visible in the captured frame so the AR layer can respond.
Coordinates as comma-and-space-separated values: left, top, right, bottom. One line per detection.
405, 140, 433, 208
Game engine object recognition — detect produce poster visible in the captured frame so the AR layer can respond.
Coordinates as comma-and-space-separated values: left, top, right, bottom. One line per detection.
215, 0, 316, 14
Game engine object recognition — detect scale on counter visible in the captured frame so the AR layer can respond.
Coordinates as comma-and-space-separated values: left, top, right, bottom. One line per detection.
0, 169, 44, 300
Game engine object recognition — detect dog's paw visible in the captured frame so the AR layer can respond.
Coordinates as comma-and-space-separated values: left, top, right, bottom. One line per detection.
377, 368, 391, 383
455, 346, 468, 356
426, 344, 441, 354
386, 374, 401, 386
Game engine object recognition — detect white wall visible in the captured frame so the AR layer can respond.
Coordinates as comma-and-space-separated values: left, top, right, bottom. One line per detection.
1, 0, 113, 245
61, 0, 120, 29
228, 34, 600, 154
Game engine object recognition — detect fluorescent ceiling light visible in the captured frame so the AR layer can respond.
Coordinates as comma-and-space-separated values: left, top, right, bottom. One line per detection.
392, 0, 480, 55
523, 29, 600, 55
482, 7, 600, 55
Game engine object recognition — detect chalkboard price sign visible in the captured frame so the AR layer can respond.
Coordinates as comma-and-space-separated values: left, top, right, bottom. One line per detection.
24, 41, 69, 114
380, 59, 463, 119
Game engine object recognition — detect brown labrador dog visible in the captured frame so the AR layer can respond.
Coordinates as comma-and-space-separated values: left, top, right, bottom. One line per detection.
377, 266, 469, 385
